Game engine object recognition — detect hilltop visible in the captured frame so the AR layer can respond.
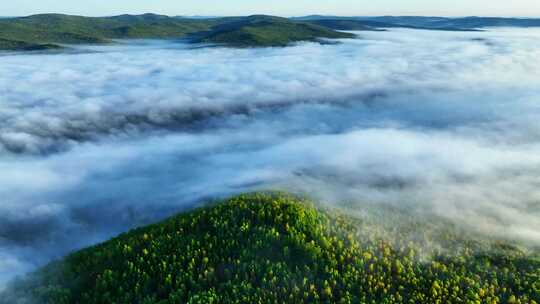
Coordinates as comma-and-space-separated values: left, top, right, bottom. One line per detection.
3, 192, 538, 304
192, 15, 355, 47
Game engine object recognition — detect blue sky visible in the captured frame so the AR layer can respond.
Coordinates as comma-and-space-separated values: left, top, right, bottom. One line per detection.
4, 0, 540, 17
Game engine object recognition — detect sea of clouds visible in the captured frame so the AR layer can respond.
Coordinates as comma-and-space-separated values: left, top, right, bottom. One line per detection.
1, 28, 540, 289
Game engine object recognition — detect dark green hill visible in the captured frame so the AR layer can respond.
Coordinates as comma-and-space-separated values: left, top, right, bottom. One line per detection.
3, 192, 538, 304
193, 15, 355, 47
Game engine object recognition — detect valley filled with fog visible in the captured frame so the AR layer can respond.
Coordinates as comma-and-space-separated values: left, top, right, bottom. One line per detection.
1, 28, 540, 288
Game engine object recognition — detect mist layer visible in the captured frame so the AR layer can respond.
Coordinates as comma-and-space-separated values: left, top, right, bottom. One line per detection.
1, 28, 540, 288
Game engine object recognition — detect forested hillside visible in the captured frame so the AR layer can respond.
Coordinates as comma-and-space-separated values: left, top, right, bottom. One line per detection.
0, 14, 354, 50
3, 192, 538, 304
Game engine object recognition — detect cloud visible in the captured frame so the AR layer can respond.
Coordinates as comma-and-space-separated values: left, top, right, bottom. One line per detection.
1, 28, 540, 288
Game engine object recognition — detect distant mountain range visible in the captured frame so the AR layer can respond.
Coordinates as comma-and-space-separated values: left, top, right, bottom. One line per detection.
1, 14, 540, 51
295, 15, 540, 30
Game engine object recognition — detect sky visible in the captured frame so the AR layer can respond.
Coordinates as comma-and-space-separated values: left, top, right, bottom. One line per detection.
3, 0, 540, 17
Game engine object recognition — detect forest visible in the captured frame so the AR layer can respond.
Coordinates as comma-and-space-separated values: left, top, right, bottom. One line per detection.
3, 192, 538, 304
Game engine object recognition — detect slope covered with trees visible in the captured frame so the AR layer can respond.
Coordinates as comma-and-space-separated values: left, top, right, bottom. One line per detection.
0, 13, 215, 50
194, 15, 355, 47
0, 14, 354, 50
3, 192, 538, 304
0, 38, 62, 51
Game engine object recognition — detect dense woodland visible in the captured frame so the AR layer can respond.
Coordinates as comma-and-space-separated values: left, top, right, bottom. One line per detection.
3, 192, 538, 304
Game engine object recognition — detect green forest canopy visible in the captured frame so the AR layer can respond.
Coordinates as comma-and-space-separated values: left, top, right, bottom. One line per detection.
3, 192, 539, 304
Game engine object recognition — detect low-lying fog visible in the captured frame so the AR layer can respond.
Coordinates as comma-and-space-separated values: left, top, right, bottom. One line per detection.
1, 28, 540, 288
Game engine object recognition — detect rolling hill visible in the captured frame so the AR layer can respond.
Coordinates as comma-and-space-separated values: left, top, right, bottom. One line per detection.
0, 13, 216, 48
0, 14, 354, 50
3, 192, 538, 304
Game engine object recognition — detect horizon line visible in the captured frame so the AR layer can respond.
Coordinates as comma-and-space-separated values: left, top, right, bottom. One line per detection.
1, 13, 540, 19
